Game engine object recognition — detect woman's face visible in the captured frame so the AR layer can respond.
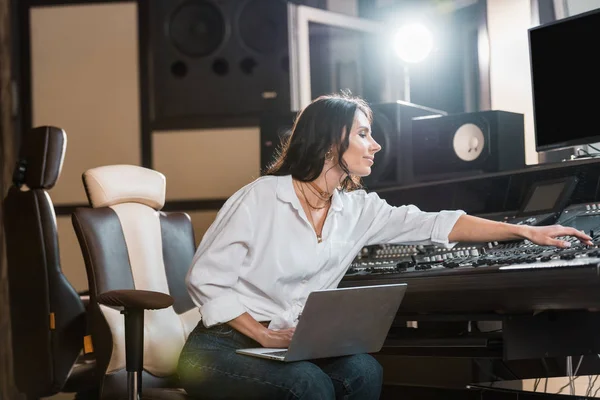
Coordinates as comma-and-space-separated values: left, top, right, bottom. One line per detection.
339, 110, 382, 177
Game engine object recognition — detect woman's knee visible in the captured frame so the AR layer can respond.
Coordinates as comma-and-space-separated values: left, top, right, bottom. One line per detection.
364, 354, 384, 390
338, 354, 384, 397
291, 365, 335, 399
357, 354, 383, 383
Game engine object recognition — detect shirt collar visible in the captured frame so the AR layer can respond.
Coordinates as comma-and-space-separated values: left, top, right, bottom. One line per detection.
276, 175, 343, 212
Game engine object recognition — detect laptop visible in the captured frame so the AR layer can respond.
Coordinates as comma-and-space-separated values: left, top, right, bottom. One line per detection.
236, 283, 407, 362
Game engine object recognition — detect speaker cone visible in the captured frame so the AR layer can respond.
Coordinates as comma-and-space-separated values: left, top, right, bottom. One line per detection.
169, 0, 226, 58
452, 123, 485, 161
238, 0, 287, 55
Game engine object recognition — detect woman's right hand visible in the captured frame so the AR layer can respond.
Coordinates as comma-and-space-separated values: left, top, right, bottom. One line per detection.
226, 313, 295, 348
258, 327, 295, 348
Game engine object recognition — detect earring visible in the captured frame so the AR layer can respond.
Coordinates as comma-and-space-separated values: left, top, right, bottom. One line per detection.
325, 150, 334, 161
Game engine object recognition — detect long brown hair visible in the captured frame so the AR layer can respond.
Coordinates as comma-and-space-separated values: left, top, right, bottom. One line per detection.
264, 92, 372, 191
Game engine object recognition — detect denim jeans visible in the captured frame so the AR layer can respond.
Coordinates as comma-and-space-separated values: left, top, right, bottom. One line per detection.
177, 322, 383, 399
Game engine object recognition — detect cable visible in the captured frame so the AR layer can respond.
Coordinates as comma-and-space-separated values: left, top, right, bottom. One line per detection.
571, 146, 600, 159
557, 375, 579, 395
593, 356, 600, 397
588, 143, 600, 153
594, 378, 600, 398
540, 357, 551, 376
533, 377, 541, 392
569, 356, 576, 395
577, 148, 592, 156
499, 360, 519, 380
569, 355, 583, 395
569, 355, 584, 395
554, 357, 580, 396
473, 359, 503, 383
586, 374, 598, 397
575, 355, 584, 375
586, 375, 592, 397
536, 357, 550, 394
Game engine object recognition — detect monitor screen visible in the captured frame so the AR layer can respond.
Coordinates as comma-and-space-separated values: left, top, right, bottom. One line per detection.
518, 176, 578, 217
529, 8, 600, 151
522, 182, 568, 213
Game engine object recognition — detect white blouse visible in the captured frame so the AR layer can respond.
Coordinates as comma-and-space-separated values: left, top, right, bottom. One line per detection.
186, 175, 465, 329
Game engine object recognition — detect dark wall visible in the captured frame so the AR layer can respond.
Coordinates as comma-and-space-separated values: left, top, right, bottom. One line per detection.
1, 0, 21, 396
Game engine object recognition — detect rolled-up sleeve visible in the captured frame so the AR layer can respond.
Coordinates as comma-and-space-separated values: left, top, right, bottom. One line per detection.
185, 198, 253, 327
362, 192, 465, 248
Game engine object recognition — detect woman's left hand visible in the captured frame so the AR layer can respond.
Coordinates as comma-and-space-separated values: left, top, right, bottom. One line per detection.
522, 225, 593, 248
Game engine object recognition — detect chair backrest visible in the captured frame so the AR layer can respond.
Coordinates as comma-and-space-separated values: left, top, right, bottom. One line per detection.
3, 126, 86, 398
71, 165, 200, 399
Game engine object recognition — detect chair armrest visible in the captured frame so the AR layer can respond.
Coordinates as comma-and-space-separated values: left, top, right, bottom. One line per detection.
97, 289, 174, 395
97, 289, 173, 310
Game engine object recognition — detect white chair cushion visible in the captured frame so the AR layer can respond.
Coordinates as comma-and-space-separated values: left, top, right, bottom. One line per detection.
83, 165, 166, 210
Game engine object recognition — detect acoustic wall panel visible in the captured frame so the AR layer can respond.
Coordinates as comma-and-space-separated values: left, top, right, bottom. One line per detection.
153, 128, 260, 200
30, 3, 141, 204
186, 210, 219, 247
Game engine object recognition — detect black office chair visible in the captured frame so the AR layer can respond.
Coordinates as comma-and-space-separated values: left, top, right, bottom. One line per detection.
3, 126, 99, 399
72, 164, 200, 400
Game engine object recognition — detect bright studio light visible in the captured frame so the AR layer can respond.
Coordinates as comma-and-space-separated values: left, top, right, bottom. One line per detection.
393, 23, 434, 64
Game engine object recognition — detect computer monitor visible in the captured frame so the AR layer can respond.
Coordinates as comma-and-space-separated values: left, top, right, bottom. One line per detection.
529, 7, 600, 152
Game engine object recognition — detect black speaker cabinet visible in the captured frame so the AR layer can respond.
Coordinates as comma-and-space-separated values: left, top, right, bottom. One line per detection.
148, 0, 291, 129
411, 110, 525, 182
364, 102, 446, 189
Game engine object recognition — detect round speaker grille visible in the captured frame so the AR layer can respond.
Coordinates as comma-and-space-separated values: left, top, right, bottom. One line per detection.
169, 1, 226, 58
238, 0, 287, 54
452, 123, 485, 162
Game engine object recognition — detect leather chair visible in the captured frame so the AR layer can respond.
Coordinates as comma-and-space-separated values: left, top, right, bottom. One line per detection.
72, 164, 200, 400
3, 126, 99, 399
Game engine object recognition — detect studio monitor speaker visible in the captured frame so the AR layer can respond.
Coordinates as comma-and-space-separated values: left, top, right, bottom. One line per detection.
148, 0, 291, 129
364, 102, 446, 189
411, 110, 525, 182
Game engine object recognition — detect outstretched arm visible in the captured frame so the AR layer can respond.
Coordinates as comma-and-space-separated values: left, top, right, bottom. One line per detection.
448, 215, 593, 248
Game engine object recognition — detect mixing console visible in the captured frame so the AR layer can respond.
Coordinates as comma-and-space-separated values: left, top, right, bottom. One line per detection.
340, 200, 600, 352
345, 201, 600, 277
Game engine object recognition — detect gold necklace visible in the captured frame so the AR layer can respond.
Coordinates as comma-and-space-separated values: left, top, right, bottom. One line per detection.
295, 181, 327, 243
308, 180, 332, 200
298, 182, 330, 210
304, 187, 332, 209
306, 207, 323, 243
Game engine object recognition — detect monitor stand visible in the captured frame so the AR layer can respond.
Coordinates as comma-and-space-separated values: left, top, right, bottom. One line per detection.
538, 147, 577, 164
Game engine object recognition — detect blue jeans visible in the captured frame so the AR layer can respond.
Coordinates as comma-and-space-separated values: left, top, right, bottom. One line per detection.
178, 322, 383, 399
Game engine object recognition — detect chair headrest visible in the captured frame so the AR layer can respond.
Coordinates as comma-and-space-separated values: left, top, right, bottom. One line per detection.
14, 126, 67, 189
82, 165, 166, 210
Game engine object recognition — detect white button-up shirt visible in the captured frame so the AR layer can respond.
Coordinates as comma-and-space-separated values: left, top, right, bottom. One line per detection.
186, 175, 465, 329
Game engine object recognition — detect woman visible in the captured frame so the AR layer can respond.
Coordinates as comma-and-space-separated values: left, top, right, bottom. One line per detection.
178, 93, 591, 399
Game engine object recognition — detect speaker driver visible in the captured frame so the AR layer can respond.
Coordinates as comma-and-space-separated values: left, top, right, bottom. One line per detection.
169, 0, 226, 58
238, 0, 287, 55
453, 123, 485, 161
